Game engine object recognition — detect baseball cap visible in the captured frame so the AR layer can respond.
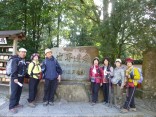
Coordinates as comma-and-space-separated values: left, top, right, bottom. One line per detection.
18, 48, 27, 52
115, 59, 122, 63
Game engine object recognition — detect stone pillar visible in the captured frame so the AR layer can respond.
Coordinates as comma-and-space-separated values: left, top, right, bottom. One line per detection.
36, 46, 104, 102
142, 48, 156, 99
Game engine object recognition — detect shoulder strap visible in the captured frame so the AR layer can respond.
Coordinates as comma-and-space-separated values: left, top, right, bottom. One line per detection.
53, 57, 58, 68
107, 66, 110, 71
44, 59, 46, 65
30, 62, 35, 76
53, 57, 57, 64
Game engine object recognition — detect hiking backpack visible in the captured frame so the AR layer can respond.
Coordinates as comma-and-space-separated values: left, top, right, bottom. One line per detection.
137, 68, 144, 84
132, 67, 144, 84
6, 58, 13, 76
6, 57, 20, 76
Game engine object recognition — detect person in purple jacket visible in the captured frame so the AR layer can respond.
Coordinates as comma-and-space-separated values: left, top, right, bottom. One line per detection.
41, 48, 62, 106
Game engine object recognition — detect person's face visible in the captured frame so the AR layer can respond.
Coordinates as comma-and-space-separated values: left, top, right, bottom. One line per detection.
94, 59, 99, 66
33, 56, 38, 61
127, 62, 132, 67
46, 52, 52, 58
115, 62, 121, 67
18, 51, 26, 58
104, 59, 109, 66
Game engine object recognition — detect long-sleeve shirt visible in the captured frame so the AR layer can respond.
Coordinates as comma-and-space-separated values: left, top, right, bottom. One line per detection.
89, 65, 103, 83
28, 60, 41, 79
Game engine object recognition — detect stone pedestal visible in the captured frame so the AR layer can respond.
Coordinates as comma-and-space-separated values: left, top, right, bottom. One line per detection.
36, 80, 103, 102
142, 48, 156, 99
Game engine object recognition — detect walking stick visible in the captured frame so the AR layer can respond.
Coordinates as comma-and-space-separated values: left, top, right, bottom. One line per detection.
108, 73, 113, 107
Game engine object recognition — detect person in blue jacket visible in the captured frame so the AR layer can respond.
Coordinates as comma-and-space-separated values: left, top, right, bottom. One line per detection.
9, 48, 27, 114
41, 48, 62, 106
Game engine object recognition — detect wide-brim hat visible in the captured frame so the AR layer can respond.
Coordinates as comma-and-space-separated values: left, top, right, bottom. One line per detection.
125, 58, 134, 63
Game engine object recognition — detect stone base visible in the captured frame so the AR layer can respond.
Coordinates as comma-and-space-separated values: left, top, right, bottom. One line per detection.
36, 80, 104, 102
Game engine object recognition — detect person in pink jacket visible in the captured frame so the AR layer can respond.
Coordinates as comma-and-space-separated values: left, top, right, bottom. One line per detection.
89, 57, 103, 106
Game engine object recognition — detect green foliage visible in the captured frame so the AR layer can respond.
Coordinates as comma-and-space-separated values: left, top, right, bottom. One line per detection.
0, 0, 155, 62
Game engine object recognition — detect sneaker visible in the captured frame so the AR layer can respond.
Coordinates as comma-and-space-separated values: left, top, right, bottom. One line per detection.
43, 101, 48, 106
114, 104, 121, 109
90, 102, 96, 106
28, 102, 36, 108
15, 104, 23, 108
130, 108, 136, 111
103, 102, 108, 105
9, 108, 18, 114
120, 108, 128, 113
49, 102, 54, 106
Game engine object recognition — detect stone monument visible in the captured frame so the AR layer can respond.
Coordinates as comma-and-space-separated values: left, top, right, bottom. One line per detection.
36, 46, 103, 102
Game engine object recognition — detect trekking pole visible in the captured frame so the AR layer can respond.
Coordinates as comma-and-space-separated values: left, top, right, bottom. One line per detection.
108, 73, 112, 107
126, 86, 136, 110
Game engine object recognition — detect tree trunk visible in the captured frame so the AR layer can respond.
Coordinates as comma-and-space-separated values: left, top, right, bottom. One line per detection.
24, 0, 27, 36
103, 0, 108, 21
56, 0, 61, 47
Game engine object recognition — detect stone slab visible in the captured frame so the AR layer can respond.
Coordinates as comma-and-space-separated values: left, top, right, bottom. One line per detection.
52, 46, 98, 81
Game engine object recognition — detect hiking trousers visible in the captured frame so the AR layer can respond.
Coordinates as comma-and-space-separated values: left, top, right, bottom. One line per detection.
123, 87, 136, 109
28, 77, 39, 102
103, 83, 109, 103
91, 82, 100, 103
43, 78, 58, 102
9, 77, 24, 109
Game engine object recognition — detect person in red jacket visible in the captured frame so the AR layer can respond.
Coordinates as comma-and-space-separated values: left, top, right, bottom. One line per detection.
89, 57, 103, 106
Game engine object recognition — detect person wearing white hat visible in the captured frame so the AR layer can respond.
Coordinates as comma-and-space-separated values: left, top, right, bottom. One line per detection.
9, 48, 27, 114
111, 58, 125, 109
44, 48, 52, 55
41, 48, 62, 106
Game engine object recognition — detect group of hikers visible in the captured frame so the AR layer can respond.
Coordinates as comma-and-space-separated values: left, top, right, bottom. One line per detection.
89, 57, 141, 113
7, 47, 142, 114
8, 48, 62, 114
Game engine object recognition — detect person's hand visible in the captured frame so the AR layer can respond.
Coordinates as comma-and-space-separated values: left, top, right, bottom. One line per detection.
100, 83, 103, 86
57, 75, 61, 83
106, 71, 110, 74
14, 79, 18, 83
120, 86, 124, 89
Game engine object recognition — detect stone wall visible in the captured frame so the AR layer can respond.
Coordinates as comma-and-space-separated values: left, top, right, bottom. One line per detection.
142, 48, 156, 99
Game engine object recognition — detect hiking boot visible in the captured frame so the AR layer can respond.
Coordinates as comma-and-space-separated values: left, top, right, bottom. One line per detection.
120, 108, 128, 113
130, 108, 136, 111
43, 101, 48, 106
28, 102, 36, 108
9, 108, 18, 114
15, 104, 23, 108
49, 102, 54, 106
